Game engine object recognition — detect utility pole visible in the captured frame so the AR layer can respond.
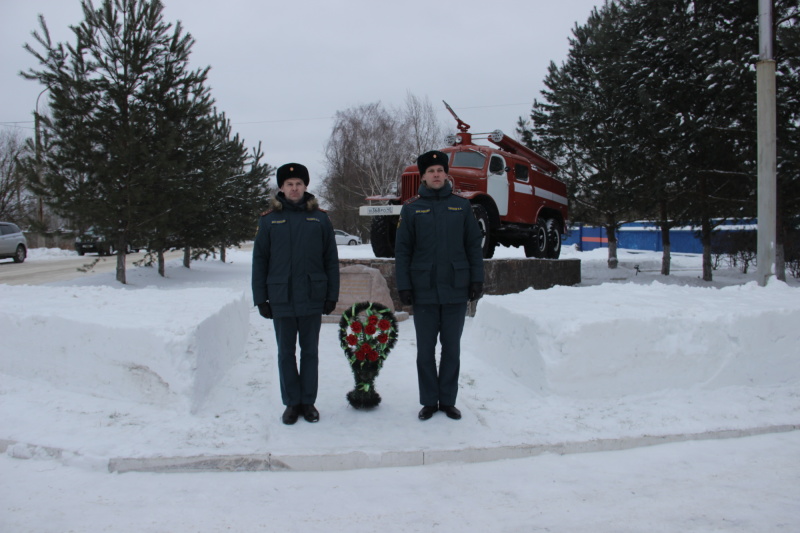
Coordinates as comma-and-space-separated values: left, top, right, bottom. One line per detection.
756, 0, 777, 286
34, 87, 48, 228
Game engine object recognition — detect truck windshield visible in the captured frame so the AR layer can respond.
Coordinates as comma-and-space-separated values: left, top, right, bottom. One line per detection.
452, 150, 486, 169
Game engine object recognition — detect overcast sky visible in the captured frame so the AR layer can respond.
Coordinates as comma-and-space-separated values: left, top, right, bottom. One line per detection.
1, 0, 603, 192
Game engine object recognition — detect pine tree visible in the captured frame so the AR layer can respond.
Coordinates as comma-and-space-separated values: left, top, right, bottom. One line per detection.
616, 0, 758, 279
774, 0, 800, 280
523, 0, 800, 280
171, 112, 272, 267
21, 0, 214, 283
212, 141, 273, 262
528, 2, 646, 268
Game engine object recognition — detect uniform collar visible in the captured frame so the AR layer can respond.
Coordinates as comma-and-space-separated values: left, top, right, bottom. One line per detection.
418, 181, 452, 198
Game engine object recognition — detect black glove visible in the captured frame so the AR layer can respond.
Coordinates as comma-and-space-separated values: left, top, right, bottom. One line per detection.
399, 290, 414, 306
323, 300, 337, 315
468, 282, 484, 301
257, 302, 273, 319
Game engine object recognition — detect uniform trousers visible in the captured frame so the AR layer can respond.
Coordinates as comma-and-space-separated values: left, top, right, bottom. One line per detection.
412, 302, 468, 406
273, 314, 322, 406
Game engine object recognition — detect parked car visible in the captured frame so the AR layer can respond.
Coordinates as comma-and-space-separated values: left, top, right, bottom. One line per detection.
74, 228, 142, 256
0, 221, 27, 263
334, 229, 362, 246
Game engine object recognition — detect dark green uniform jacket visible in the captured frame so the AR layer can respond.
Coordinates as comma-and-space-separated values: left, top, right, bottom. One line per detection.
395, 182, 484, 304
252, 192, 340, 318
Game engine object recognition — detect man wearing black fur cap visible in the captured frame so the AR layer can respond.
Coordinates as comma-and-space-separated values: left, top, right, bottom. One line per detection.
395, 150, 484, 421
252, 163, 340, 425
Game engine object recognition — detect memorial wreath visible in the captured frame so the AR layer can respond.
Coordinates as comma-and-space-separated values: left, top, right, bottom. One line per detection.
338, 301, 398, 409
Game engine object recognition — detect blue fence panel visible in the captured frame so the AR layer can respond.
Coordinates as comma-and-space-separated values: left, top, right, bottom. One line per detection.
618, 226, 661, 252
564, 224, 608, 251
670, 231, 704, 254
565, 219, 755, 254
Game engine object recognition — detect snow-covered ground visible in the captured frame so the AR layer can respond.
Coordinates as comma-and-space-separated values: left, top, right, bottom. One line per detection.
2, 244, 798, 532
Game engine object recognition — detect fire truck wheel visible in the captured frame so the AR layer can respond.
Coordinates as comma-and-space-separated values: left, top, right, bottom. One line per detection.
370, 215, 398, 258
471, 204, 496, 258
545, 219, 562, 259
524, 220, 548, 258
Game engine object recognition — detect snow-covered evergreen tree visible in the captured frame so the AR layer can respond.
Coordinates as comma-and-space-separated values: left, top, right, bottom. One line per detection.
523, 0, 799, 280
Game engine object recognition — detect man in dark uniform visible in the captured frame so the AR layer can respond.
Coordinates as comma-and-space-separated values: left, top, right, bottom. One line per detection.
395, 150, 484, 421
252, 163, 340, 425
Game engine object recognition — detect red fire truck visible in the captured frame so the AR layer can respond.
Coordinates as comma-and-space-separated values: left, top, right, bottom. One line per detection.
360, 103, 569, 259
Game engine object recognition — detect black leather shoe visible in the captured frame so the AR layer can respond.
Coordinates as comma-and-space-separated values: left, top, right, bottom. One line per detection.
418, 405, 438, 420
282, 405, 300, 425
440, 405, 462, 420
302, 404, 320, 423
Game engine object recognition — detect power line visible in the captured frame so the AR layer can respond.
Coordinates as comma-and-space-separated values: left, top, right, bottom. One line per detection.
234, 116, 333, 125
230, 103, 532, 126
1, 102, 534, 130
457, 102, 531, 110
0, 122, 34, 131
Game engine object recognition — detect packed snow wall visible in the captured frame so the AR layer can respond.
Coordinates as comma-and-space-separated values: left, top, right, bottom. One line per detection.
468, 281, 800, 398
0, 286, 249, 413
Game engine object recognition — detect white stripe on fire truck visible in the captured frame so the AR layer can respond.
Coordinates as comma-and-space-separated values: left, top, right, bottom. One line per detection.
534, 187, 568, 206
513, 182, 533, 195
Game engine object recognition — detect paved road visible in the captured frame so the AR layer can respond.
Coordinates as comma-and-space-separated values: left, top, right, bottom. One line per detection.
0, 252, 174, 286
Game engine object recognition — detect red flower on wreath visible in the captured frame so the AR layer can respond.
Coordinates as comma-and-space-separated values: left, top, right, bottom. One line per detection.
339, 302, 398, 373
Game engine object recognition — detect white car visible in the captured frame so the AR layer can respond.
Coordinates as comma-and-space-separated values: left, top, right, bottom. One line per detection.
334, 229, 362, 246
0, 221, 27, 263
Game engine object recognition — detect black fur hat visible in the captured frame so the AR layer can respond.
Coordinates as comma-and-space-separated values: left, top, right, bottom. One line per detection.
276, 163, 310, 188
416, 150, 449, 176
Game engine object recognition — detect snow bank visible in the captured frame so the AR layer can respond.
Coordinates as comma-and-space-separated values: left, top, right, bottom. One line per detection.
469, 279, 800, 397
1, 248, 799, 475
4, 273, 798, 419
0, 286, 249, 413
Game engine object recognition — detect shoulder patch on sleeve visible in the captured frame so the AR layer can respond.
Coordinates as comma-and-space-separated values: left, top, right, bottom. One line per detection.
260, 209, 273, 217
403, 195, 420, 205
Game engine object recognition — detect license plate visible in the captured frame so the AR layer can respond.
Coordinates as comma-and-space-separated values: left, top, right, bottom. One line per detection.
359, 205, 401, 216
